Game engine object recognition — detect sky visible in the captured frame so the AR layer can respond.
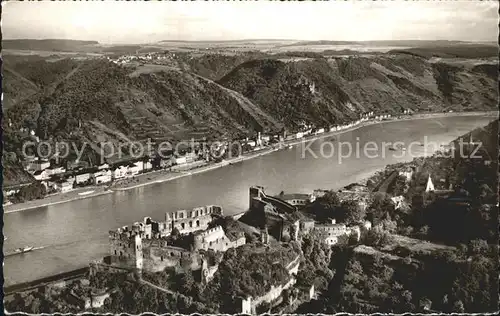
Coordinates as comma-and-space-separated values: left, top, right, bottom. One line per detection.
2, 1, 498, 44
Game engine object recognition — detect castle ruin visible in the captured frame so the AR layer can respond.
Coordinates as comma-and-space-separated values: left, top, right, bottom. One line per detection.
108, 205, 245, 273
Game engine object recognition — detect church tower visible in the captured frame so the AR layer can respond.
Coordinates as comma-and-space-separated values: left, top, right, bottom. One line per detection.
425, 174, 435, 192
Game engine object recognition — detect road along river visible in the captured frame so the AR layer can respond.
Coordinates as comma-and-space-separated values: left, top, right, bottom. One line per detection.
3, 115, 496, 286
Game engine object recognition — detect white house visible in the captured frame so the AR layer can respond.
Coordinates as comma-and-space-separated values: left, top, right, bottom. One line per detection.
315, 128, 325, 135
98, 163, 110, 170
113, 165, 129, 180
75, 172, 92, 185
127, 161, 143, 176
391, 196, 406, 210
93, 170, 112, 184
363, 221, 372, 231
399, 170, 413, 182
33, 170, 50, 181
172, 152, 197, 165
143, 160, 153, 172
26, 160, 51, 173
172, 156, 187, 165
247, 140, 257, 147
296, 132, 304, 139
56, 180, 74, 193
45, 166, 66, 177
324, 236, 338, 246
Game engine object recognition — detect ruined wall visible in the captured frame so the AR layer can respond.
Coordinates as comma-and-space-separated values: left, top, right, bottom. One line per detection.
142, 239, 201, 272
193, 226, 247, 252
252, 277, 296, 307
286, 256, 301, 275
165, 205, 223, 235
84, 292, 110, 309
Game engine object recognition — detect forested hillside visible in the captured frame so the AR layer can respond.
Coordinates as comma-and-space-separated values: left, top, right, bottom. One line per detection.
2, 51, 497, 185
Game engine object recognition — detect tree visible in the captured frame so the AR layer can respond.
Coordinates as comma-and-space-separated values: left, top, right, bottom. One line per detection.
12, 181, 47, 203
364, 225, 393, 247
367, 193, 395, 225
380, 217, 397, 233
468, 239, 488, 255
179, 271, 195, 295
338, 200, 366, 225
416, 225, 429, 239
391, 175, 409, 196
452, 300, 464, 313
170, 227, 180, 238
419, 297, 432, 311
312, 191, 341, 220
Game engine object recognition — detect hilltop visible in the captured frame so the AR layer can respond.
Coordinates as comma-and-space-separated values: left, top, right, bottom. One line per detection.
218, 54, 496, 128
2, 39, 100, 51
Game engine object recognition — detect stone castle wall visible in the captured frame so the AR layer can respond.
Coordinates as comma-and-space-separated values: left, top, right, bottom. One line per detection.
143, 243, 201, 272
164, 205, 223, 235
193, 226, 246, 252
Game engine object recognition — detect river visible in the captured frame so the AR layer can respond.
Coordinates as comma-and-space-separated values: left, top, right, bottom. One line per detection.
2, 115, 495, 286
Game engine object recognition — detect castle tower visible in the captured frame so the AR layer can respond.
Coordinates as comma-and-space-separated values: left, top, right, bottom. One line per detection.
134, 234, 143, 271
201, 256, 209, 284
425, 175, 435, 192
291, 220, 300, 241
240, 296, 253, 315
249, 186, 265, 210
193, 233, 205, 251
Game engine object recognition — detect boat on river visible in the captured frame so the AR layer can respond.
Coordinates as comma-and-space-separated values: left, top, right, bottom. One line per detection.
15, 246, 34, 254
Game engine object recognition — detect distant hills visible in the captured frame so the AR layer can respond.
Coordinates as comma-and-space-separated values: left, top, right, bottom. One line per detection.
3, 38, 497, 55
285, 40, 484, 47
2, 39, 100, 51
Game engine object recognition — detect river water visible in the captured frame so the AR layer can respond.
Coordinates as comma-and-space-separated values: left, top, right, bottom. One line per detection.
2, 116, 495, 286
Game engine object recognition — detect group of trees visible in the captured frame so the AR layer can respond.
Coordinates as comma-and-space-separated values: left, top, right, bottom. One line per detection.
5, 278, 92, 314
197, 243, 301, 312
9, 182, 47, 204
313, 241, 498, 314
296, 232, 335, 291
310, 190, 368, 225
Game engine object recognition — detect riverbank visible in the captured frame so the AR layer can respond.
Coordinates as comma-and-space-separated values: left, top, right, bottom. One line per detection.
3, 186, 114, 213
4, 111, 497, 214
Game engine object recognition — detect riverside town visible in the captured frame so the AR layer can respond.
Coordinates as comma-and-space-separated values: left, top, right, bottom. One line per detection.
2, 1, 499, 315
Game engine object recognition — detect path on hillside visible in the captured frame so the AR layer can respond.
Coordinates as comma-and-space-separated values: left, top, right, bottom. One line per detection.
3, 66, 40, 90
139, 278, 175, 295
193, 73, 283, 129
3, 66, 41, 109
44, 61, 85, 95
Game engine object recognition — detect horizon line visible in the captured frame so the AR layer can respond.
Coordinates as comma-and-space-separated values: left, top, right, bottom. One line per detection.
3, 38, 496, 46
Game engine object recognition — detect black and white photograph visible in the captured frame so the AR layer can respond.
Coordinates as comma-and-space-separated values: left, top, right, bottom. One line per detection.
1, 0, 498, 314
